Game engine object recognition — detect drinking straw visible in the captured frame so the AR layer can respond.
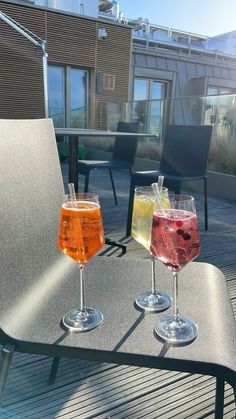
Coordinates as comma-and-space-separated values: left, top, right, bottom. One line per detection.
158, 175, 164, 191
68, 183, 77, 207
151, 182, 165, 214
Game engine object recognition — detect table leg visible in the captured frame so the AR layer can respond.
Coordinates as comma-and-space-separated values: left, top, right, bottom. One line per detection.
69, 135, 78, 192
215, 377, 224, 418
67, 137, 126, 254
0, 343, 15, 405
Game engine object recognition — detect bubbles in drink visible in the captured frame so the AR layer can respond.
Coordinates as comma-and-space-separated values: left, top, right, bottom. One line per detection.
58, 201, 105, 264
150, 209, 200, 271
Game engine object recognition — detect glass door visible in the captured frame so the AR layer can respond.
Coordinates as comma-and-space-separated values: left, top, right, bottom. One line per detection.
48, 65, 89, 128
149, 81, 166, 136
133, 78, 166, 135
67, 67, 89, 128
48, 65, 89, 161
133, 79, 149, 131
48, 65, 66, 128
204, 86, 235, 131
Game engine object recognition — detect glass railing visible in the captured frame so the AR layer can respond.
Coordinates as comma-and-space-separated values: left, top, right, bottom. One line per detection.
98, 94, 236, 175
49, 106, 87, 128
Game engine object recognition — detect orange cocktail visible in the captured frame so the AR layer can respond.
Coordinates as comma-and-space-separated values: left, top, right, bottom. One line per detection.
58, 200, 105, 264
58, 192, 105, 332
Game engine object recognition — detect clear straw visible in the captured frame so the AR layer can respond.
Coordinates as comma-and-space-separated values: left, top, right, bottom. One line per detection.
68, 183, 77, 207
151, 182, 165, 214
158, 175, 164, 191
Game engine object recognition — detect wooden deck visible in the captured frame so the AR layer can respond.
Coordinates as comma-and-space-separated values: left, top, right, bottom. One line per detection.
1, 164, 236, 418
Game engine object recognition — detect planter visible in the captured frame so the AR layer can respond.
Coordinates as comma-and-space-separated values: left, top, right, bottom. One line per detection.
207, 171, 236, 201
86, 148, 236, 201
58, 142, 86, 161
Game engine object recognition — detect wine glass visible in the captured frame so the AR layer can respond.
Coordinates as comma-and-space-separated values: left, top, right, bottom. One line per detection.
131, 186, 172, 312
58, 192, 105, 332
150, 194, 200, 343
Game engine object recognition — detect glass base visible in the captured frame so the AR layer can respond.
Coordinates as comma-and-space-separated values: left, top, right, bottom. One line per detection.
155, 315, 198, 344
63, 308, 103, 332
135, 291, 171, 312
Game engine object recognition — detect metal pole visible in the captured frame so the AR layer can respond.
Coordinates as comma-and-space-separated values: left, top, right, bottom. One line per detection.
42, 41, 49, 117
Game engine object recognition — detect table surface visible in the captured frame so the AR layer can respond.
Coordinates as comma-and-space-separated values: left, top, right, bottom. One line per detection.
1, 256, 236, 385
54, 128, 158, 138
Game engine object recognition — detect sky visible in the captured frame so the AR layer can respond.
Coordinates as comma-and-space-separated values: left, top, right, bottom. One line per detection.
117, 0, 236, 37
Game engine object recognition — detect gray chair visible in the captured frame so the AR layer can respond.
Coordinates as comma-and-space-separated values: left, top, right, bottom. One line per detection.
0, 120, 235, 417
0, 119, 67, 402
126, 124, 213, 235
0, 118, 127, 402
78, 121, 139, 205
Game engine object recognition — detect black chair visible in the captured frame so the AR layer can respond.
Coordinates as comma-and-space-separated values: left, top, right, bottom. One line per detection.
78, 121, 139, 205
126, 124, 213, 235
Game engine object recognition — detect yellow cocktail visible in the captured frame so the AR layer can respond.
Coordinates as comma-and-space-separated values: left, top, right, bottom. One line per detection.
131, 187, 169, 250
131, 185, 171, 312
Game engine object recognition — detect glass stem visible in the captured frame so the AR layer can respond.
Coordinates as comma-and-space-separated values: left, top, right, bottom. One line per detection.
79, 264, 85, 312
173, 271, 179, 321
150, 254, 157, 295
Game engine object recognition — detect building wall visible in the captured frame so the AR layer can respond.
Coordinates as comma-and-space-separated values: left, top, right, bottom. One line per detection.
0, 1, 132, 125
132, 46, 236, 125
0, 2, 46, 118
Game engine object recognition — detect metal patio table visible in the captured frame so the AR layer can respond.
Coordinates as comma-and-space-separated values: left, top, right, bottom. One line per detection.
54, 128, 158, 192
1, 257, 235, 417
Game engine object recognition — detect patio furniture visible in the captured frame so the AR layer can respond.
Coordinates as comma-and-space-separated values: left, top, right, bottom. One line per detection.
126, 124, 213, 236
0, 119, 235, 417
78, 121, 139, 205
54, 127, 158, 192
55, 125, 158, 255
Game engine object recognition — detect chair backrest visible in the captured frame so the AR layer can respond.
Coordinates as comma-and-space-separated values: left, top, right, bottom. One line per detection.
112, 121, 139, 164
160, 124, 213, 177
0, 119, 65, 319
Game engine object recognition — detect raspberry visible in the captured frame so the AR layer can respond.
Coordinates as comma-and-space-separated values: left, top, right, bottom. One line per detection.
176, 221, 183, 227
176, 229, 184, 236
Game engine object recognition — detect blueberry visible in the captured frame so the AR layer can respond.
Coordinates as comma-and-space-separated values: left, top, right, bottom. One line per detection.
183, 232, 191, 240
152, 220, 159, 227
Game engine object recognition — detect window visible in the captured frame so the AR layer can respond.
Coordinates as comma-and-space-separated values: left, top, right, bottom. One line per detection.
204, 86, 236, 128
103, 74, 115, 90
48, 66, 65, 128
69, 67, 89, 128
48, 65, 89, 128
133, 78, 166, 135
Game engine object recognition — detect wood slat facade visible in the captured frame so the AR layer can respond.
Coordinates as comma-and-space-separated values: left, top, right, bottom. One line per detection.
0, 1, 132, 123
